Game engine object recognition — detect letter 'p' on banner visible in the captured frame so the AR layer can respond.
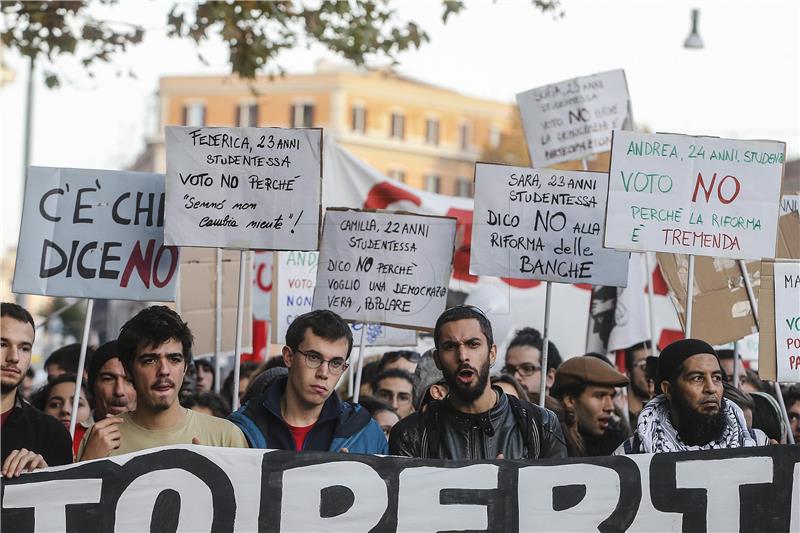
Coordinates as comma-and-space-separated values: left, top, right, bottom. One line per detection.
13, 167, 178, 301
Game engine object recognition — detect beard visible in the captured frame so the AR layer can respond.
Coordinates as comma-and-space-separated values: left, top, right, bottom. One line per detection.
630, 379, 650, 402
671, 392, 727, 446
443, 357, 491, 404
1, 374, 24, 394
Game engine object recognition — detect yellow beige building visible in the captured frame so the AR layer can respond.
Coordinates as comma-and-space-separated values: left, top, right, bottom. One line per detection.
141, 62, 523, 197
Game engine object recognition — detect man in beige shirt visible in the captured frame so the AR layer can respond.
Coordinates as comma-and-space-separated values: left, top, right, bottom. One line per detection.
79, 306, 246, 460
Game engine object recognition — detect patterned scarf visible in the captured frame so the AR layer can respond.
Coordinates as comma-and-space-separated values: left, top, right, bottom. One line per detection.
636, 395, 757, 453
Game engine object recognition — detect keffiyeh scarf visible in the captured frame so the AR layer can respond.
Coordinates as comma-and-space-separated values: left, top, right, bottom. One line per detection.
636, 395, 757, 453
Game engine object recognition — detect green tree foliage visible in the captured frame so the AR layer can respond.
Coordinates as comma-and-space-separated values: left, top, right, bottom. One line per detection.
1, 0, 560, 87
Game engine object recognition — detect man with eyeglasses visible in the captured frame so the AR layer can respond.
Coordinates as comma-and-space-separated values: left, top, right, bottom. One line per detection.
372, 368, 415, 419
229, 310, 387, 454
502, 327, 562, 399
389, 306, 566, 460
624, 341, 653, 429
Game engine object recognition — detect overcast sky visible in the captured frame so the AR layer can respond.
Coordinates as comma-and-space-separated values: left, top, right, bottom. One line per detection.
1, 0, 798, 253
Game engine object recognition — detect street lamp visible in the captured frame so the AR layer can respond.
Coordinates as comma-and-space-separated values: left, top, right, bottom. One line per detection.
684, 9, 704, 49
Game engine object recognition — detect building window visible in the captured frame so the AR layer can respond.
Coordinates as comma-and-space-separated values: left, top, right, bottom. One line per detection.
456, 177, 473, 198
237, 103, 259, 127
489, 126, 501, 149
459, 122, 471, 151
183, 102, 206, 127
291, 103, 314, 127
352, 106, 366, 133
390, 112, 405, 140
424, 174, 440, 194
388, 169, 406, 183
425, 118, 439, 145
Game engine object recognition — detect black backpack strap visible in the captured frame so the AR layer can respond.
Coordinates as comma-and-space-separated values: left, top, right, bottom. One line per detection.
508, 395, 541, 459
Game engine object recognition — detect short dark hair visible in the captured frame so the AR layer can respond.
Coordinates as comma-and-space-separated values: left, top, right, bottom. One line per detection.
624, 341, 651, 371
507, 327, 562, 371
45, 343, 91, 376
32, 373, 90, 411
87, 340, 119, 394
722, 381, 754, 412
491, 374, 530, 402
1, 302, 35, 339
117, 306, 193, 373
784, 387, 800, 410
372, 368, 415, 396
181, 392, 231, 418
433, 305, 493, 351
751, 392, 783, 442
285, 310, 353, 358
358, 396, 398, 418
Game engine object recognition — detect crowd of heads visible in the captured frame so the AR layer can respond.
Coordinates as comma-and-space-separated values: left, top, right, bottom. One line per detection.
2, 299, 798, 478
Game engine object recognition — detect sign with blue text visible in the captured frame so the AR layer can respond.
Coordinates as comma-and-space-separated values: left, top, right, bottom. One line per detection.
165, 126, 322, 250
13, 167, 178, 301
605, 131, 785, 259
471, 162, 629, 286
312, 209, 456, 330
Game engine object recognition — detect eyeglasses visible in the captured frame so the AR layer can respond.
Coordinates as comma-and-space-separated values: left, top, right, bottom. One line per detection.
295, 349, 349, 375
382, 350, 421, 363
501, 363, 541, 377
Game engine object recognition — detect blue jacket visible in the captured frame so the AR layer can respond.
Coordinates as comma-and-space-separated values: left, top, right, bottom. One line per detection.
228, 375, 388, 454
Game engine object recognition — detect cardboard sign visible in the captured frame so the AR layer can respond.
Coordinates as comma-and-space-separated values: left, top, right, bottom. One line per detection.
13, 167, 178, 301
275, 251, 417, 347
516, 69, 631, 166
470, 163, 629, 286
773, 261, 800, 382
312, 209, 456, 330
165, 126, 322, 250
660, 212, 800, 347
3, 445, 798, 532
605, 131, 786, 259
177, 248, 252, 358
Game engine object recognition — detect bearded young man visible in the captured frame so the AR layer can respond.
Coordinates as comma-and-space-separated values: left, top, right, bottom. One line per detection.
79, 306, 247, 460
389, 306, 566, 460
616, 339, 768, 454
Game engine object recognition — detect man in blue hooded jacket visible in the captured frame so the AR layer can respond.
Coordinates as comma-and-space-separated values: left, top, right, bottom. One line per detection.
229, 310, 387, 454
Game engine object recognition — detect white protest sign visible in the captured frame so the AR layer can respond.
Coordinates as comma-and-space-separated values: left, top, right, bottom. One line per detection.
605, 131, 786, 259
780, 194, 799, 215
275, 251, 417, 346
312, 209, 456, 330
470, 163, 629, 286
165, 126, 322, 250
774, 262, 800, 382
13, 167, 178, 301
516, 69, 631, 166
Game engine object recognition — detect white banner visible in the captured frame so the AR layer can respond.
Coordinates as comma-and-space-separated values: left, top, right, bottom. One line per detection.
13, 167, 178, 301
516, 69, 631, 166
605, 131, 785, 259
165, 126, 322, 250
312, 209, 456, 330
471, 163, 629, 286
2, 445, 797, 532
774, 262, 800, 382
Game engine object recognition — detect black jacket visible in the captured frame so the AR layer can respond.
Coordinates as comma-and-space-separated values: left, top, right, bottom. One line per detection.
1, 393, 73, 466
389, 388, 567, 460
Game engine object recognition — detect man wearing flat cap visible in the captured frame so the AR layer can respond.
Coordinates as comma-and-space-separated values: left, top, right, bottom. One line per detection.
616, 339, 763, 454
551, 355, 629, 456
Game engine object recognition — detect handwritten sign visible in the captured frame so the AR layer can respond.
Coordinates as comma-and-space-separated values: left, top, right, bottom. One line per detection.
13, 167, 178, 301
470, 163, 629, 286
276, 251, 417, 346
605, 131, 785, 259
312, 209, 456, 330
516, 69, 631, 166
165, 126, 322, 250
774, 262, 800, 382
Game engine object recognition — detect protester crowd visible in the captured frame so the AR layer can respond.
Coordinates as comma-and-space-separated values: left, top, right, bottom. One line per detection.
2, 300, 798, 478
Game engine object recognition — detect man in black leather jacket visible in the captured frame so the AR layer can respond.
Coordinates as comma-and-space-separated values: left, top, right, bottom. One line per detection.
389, 305, 567, 460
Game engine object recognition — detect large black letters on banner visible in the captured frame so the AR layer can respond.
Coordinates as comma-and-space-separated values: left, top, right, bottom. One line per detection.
2, 446, 798, 532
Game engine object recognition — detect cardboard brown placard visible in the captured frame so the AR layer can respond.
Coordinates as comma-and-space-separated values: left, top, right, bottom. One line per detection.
658, 212, 799, 347
759, 260, 777, 380
178, 247, 252, 358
